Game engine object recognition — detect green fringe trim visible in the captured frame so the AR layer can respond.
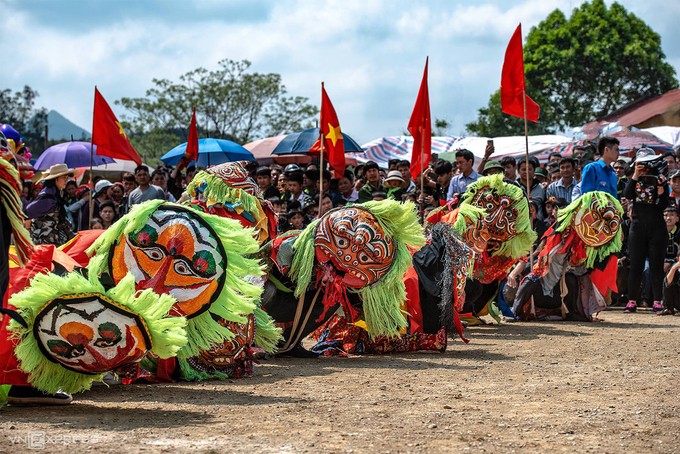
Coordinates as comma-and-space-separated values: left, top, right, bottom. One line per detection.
290, 200, 425, 338
555, 191, 624, 269
87, 200, 265, 359
7, 272, 187, 394
451, 203, 486, 237
177, 358, 232, 381
253, 306, 283, 353
461, 174, 536, 259
186, 171, 260, 214
0, 384, 9, 406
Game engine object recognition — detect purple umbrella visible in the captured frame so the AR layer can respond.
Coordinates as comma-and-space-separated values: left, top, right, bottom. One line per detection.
34, 141, 115, 171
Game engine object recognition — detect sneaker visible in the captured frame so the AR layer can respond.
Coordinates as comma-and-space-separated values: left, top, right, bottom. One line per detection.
623, 301, 637, 313
652, 302, 664, 312
6, 386, 73, 406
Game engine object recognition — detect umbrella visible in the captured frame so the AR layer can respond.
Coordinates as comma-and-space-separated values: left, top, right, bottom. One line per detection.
243, 135, 288, 164
34, 141, 115, 171
272, 128, 363, 156
161, 138, 254, 167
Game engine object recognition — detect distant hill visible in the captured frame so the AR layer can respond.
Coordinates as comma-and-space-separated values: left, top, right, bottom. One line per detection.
46, 110, 90, 141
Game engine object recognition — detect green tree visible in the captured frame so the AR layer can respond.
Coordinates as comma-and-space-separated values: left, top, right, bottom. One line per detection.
0, 85, 48, 153
118, 59, 318, 163
466, 0, 678, 136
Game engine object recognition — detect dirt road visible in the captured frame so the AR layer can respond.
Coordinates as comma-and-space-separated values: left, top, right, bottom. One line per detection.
2, 309, 679, 453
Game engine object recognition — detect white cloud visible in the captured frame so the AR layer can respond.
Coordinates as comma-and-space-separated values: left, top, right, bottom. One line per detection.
2, 0, 679, 145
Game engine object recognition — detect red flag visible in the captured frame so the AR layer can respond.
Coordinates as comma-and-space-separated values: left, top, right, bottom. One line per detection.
92, 87, 142, 165
185, 107, 199, 162
501, 24, 540, 122
408, 57, 431, 181
319, 83, 345, 177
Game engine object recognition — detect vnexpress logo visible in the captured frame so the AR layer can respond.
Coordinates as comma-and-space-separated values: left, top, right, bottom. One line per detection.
28, 431, 46, 450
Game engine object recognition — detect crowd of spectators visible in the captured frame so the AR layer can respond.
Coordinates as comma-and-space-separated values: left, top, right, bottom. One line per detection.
20, 136, 680, 316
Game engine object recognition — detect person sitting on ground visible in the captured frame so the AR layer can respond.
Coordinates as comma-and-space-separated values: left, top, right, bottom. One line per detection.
660, 249, 680, 316
663, 206, 680, 274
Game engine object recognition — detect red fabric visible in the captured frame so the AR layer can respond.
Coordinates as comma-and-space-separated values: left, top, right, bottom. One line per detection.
319, 83, 346, 177
403, 266, 423, 334
408, 57, 432, 181
0, 245, 63, 385
92, 87, 142, 165
500, 24, 540, 122
185, 107, 199, 162
590, 255, 619, 295
59, 229, 104, 268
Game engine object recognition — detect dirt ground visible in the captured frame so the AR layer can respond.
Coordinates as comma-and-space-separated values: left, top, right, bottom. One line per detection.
1, 308, 679, 453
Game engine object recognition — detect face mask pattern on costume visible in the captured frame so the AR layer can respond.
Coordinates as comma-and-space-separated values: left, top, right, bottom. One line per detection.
185, 314, 255, 374
314, 207, 395, 287
34, 295, 152, 374
206, 161, 260, 196
573, 198, 621, 247
460, 215, 491, 254
468, 185, 519, 243
109, 207, 226, 318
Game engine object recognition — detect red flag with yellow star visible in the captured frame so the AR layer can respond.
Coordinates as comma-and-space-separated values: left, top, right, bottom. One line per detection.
408, 57, 431, 181
319, 83, 345, 177
92, 87, 142, 165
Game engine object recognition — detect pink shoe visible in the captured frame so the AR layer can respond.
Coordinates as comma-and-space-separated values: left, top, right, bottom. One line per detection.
652, 302, 664, 312
623, 301, 637, 313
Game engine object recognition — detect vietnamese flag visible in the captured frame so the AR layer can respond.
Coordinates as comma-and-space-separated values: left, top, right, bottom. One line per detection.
408, 57, 431, 181
185, 107, 199, 162
92, 87, 142, 165
319, 82, 346, 177
501, 24, 540, 122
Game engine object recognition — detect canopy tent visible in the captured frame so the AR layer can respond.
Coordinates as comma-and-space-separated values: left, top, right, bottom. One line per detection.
353, 135, 572, 168
643, 126, 680, 150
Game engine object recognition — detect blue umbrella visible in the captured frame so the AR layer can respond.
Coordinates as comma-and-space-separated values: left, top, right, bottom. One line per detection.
272, 128, 364, 156
161, 138, 254, 167
34, 141, 115, 170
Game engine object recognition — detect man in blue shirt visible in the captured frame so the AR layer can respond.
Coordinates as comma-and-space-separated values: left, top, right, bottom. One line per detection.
579, 137, 620, 198
447, 149, 480, 200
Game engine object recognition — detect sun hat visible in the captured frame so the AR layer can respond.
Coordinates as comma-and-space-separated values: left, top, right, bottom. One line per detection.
384, 170, 405, 183
40, 163, 74, 181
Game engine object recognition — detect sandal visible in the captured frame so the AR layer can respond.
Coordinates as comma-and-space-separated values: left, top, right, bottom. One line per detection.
657, 308, 674, 316
623, 301, 637, 313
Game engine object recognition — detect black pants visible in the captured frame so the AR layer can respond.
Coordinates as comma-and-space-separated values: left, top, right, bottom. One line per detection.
627, 221, 666, 302
663, 283, 680, 313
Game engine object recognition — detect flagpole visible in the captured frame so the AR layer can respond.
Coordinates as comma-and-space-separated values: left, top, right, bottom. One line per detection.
419, 133, 425, 225
523, 90, 534, 266
319, 83, 324, 217
89, 87, 96, 227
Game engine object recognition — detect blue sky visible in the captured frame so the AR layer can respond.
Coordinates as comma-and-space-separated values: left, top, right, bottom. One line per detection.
2, 0, 679, 145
